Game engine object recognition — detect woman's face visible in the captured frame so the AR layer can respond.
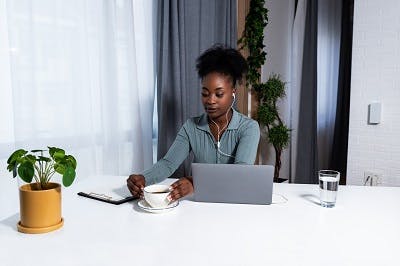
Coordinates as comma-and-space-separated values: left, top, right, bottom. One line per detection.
201, 72, 235, 120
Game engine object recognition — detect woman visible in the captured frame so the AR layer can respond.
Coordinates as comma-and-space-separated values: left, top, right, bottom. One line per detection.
127, 45, 260, 202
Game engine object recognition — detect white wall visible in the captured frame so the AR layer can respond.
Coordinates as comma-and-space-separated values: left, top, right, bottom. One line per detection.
347, 0, 400, 186
260, 0, 294, 180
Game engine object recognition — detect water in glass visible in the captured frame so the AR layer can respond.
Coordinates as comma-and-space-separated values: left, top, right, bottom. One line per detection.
319, 170, 340, 208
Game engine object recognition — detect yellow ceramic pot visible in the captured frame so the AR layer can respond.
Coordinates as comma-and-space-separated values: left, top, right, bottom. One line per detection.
18, 182, 64, 234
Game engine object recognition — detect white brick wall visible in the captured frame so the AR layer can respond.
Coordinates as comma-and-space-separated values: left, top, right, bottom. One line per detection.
347, 0, 400, 186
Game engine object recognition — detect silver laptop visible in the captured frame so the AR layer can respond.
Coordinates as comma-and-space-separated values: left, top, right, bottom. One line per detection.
192, 163, 274, 205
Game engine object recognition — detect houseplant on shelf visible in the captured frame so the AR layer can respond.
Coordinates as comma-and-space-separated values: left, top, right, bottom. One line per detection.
7, 147, 77, 234
239, 0, 290, 182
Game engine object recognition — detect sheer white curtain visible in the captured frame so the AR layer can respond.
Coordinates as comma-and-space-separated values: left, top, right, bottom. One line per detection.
0, 0, 155, 181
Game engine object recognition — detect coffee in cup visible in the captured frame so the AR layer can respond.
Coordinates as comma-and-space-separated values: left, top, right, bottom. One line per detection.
143, 184, 171, 208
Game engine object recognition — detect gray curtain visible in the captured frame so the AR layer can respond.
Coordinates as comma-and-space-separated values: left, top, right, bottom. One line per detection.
156, 0, 237, 178
294, 0, 319, 184
331, 0, 354, 185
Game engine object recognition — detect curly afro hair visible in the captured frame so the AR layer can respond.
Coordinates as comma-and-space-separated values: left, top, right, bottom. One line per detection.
196, 44, 248, 87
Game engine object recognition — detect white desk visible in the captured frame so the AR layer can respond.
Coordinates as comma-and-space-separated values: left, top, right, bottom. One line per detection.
1, 176, 400, 266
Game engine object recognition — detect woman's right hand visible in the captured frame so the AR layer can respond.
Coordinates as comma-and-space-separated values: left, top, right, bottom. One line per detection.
127, 174, 145, 198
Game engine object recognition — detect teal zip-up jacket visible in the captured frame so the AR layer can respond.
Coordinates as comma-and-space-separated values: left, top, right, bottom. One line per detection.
142, 109, 260, 184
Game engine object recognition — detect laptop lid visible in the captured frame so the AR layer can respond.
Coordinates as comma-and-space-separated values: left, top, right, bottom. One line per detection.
192, 163, 274, 205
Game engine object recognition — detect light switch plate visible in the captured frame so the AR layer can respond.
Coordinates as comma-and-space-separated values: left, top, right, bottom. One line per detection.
368, 102, 381, 124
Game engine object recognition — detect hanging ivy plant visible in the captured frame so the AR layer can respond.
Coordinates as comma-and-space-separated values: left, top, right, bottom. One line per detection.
238, 0, 269, 86
239, 0, 290, 181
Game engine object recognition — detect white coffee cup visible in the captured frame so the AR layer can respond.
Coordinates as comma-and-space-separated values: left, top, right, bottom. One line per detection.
143, 184, 171, 208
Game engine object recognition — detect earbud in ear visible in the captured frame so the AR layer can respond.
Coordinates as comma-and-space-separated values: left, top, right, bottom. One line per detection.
232, 93, 236, 101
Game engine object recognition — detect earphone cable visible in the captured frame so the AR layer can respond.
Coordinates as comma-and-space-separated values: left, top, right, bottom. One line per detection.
209, 95, 236, 159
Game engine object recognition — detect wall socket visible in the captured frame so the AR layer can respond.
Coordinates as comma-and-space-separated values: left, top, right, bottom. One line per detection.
363, 171, 382, 186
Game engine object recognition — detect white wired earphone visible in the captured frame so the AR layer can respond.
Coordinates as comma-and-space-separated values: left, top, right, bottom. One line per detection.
209, 92, 236, 158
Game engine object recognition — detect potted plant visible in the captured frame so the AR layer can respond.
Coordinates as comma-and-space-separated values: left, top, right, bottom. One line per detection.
255, 75, 290, 181
7, 147, 77, 234
239, 0, 290, 182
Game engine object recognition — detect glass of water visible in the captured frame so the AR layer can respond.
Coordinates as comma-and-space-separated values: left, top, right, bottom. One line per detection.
319, 170, 340, 208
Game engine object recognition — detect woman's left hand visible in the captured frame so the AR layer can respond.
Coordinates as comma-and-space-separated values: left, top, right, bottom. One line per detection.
168, 177, 194, 201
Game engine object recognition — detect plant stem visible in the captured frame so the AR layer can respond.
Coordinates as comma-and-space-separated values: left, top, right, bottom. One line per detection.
273, 102, 283, 125
44, 161, 51, 182
39, 151, 43, 182
33, 164, 41, 185
33, 174, 40, 184
274, 147, 282, 181
46, 169, 55, 183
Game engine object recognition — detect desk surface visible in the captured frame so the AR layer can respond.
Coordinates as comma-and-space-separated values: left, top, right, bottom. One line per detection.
1, 176, 400, 266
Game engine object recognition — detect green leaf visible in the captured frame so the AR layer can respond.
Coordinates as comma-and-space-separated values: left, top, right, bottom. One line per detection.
268, 124, 290, 149
53, 151, 65, 162
48, 147, 65, 159
62, 166, 76, 187
18, 161, 34, 183
7, 149, 28, 177
7, 163, 15, 172
262, 74, 286, 102
25, 154, 37, 164
54, 163, 66, 175
7, 149, 27, 165
257, 104, 275, 125
64, 155, 77, 169
48, 147, 56, 157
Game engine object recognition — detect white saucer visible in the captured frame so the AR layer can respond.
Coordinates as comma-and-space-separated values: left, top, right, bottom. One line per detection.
137, 199, 179, 214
